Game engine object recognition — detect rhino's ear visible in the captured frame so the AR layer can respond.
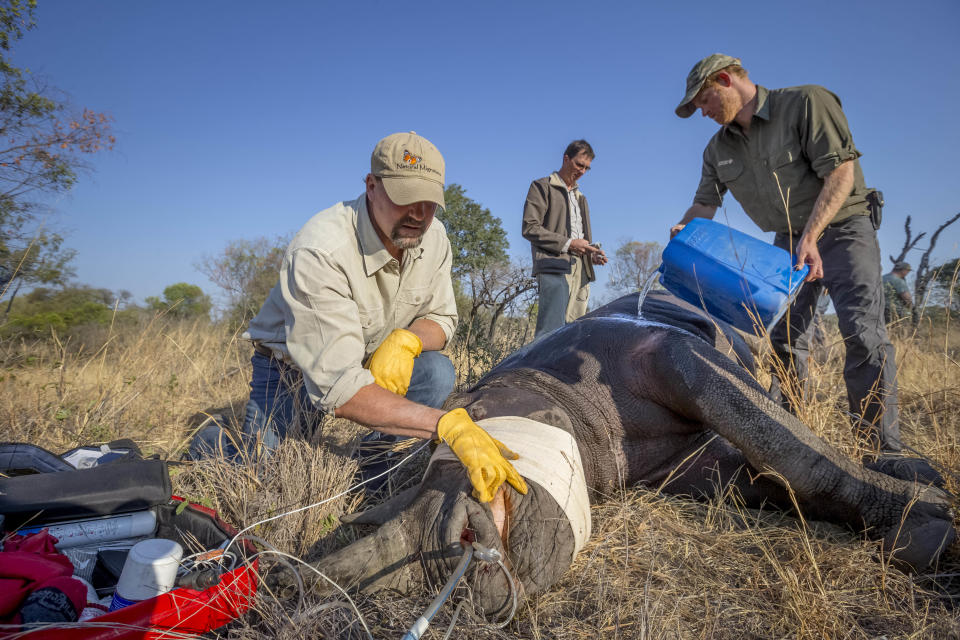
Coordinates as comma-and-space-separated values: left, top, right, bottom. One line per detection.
341, 485, 420, 526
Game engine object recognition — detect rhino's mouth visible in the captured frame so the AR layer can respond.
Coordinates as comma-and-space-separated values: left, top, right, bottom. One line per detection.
489, 485, 511, 544
306, 419, 590, 616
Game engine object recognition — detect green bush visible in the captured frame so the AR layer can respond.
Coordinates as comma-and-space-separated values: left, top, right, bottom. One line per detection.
1, 286, 116, 339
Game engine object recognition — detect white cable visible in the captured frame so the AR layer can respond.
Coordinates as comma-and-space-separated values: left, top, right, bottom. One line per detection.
402, 544, 474, 640
427, 541, 520, 637
212, 445, 428, 637
209, 439, 520, 636
223, 440, 430, 559
251, 549, 374, 640
236, 534, 305, 613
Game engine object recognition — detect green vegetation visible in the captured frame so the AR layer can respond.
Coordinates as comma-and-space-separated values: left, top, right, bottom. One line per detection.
1, 285, 117, 337
145, 282, 212, 320
437, 184, 536, 384
0, 0, 113, 311
436, 184, 508, 280
932, 257, 959, 312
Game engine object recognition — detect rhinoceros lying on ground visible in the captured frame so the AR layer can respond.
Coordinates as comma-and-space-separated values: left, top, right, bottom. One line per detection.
304, 291, 955, 618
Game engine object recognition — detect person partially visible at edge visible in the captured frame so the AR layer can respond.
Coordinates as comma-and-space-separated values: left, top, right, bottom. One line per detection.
522, 139, 608, 337
192, 132, 526, 504
670, 54, 903, 459
883, 261, 914, 324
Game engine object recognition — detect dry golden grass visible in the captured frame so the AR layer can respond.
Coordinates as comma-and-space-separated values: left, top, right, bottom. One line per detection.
1, 313, 958, 639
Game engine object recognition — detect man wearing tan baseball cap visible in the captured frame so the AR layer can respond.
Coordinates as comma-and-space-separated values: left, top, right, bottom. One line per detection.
668, 55, 932, 482
193, 132, 528, 503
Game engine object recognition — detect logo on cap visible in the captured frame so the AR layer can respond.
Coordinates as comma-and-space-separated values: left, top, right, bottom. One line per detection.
402, 150, 421, 166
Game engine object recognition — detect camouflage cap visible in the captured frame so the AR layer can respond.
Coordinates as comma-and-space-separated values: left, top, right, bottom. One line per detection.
675, 53, 742, 118
893, 261, 912, 272
371, 131, 445, 210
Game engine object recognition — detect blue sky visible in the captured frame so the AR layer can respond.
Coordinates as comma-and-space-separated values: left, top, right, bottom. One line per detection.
15, 0, 960, 306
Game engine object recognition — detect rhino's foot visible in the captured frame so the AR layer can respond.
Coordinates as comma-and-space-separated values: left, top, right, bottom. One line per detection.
865, 455, 948, 490
881, 516, 956, 573
870, 480, 956, 572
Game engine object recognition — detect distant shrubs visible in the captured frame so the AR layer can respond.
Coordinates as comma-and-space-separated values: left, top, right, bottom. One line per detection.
2, 286, 120, 339
145, 283, 212, 320
1, 282, 212, 342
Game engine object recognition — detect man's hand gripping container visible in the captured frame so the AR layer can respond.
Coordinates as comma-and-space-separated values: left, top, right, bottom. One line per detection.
659, 218, 809, 334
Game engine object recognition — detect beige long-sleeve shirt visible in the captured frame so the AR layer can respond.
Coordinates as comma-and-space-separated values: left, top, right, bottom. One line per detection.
244, 194, 458, 413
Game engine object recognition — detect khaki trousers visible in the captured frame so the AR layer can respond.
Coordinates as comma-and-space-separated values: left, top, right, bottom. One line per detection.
535, 257, 590, 337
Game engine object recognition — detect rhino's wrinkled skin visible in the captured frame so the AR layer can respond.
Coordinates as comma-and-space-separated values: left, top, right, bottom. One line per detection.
305, 292, 955, 618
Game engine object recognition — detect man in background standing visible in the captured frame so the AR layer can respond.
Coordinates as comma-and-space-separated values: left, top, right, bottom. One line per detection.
522, 140, 607, 337
883, 261, 913, 325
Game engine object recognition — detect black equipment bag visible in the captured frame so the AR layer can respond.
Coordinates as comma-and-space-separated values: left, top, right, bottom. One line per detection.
0, 458, 172, 529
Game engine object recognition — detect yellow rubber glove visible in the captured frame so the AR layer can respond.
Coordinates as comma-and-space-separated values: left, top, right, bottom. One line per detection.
366, 328, 422, 396
436, 408, 529, 502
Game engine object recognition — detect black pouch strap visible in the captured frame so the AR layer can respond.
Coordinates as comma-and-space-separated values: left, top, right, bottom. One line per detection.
866, 188, 884, 230
0, 459, 172, 529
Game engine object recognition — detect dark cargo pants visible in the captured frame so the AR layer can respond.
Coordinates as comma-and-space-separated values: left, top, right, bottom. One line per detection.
768, 214, 900, 452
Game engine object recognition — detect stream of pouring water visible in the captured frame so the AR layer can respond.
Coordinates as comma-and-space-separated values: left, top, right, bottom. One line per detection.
636, 269, 661, 318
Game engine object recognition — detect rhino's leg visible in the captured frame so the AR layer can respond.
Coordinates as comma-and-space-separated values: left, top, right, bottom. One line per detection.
651, 431, 883, 525
629, 330, 955, 570
650, 432, 793, 507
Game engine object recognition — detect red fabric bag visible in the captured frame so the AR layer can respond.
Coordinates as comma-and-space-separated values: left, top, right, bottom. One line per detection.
1, 499, 258, 639
0, 531, 86, 623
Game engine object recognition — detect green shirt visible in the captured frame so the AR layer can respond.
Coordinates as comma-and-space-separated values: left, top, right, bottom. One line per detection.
882, 272, 910, 318
694, 85, 871, 234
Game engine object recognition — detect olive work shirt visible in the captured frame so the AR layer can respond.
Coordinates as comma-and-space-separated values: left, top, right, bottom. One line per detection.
693, 85, 871, 234
244, 194, 458, 414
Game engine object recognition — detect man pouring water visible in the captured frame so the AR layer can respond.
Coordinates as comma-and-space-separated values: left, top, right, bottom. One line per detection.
669, 54, 932, 480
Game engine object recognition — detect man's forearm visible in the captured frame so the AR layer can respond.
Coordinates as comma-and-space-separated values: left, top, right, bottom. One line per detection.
800, 161, 855, 241
671, 203, 717, 237
334, 383, 445, 439
679, 202, 718, 225
408, 317, 448, 351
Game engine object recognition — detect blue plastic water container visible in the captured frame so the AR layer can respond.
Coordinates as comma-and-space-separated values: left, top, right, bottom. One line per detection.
659, 218, 808, 333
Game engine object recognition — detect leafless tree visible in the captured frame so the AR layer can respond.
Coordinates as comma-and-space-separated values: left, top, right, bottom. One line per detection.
607, 240, 663, 295
453, 259, 537, 386
197, 236, 289, 325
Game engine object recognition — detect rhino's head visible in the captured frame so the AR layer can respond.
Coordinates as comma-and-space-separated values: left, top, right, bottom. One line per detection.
305, 459, 577, 619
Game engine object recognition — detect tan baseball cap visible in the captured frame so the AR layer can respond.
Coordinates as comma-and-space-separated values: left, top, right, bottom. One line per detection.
371, 131, 445, 210
675, 53, 741, 118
